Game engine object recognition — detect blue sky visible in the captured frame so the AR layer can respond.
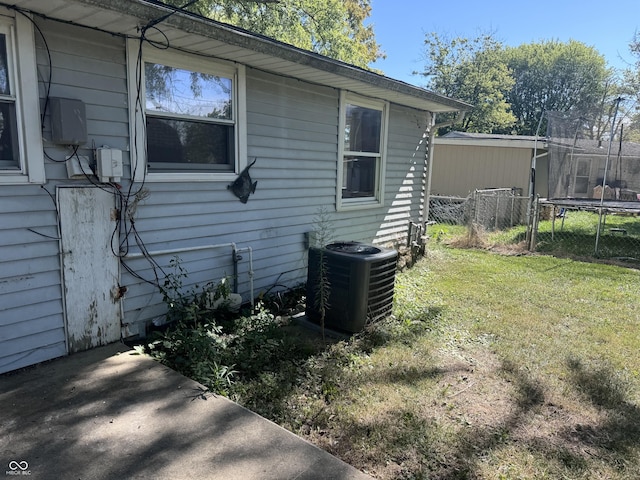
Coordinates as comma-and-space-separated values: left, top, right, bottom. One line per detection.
367, 0, 639, 86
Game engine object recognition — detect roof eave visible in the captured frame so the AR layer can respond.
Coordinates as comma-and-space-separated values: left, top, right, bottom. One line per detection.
63, 0, 472, 113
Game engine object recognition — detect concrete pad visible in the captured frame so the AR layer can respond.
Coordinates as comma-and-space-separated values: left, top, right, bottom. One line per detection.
0, 343, 373, 480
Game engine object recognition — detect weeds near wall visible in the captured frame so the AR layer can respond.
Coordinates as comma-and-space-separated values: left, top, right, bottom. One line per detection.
138, 256, 303, 395
159, 256, 231, 327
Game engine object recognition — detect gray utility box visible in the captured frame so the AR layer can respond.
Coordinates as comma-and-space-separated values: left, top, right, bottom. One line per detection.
306, 242, 397, 334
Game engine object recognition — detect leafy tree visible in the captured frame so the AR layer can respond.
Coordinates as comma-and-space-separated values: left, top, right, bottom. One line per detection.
503, 40, 610, 135
586, 71, 627, 141
418, 32, 515, 134
419, 32, 621, 138
161, 0, 383, 69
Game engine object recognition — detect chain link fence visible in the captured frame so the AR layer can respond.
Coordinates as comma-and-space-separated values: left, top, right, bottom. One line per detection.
530, 199, 640, 263
427, 109, 640, 264
428, 189, 530, 244
427, 190, 640, 264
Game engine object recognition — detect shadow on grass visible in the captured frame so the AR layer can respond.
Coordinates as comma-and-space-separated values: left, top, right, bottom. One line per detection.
233, 307, 445, 422
325, 353, 640, 479
147, 297, 640, 478
455, 357, 640, 479
564, 357, 640, 453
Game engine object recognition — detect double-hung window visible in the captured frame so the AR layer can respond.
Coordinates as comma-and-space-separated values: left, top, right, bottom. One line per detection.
337, 92, 388, 209
0, 11, 44, 184
127, 42, 246, 182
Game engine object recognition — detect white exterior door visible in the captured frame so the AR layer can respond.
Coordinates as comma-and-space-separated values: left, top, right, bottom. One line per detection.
58, 187, 121, 353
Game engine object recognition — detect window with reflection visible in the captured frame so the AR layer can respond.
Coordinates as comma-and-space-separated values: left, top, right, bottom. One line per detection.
0, 33, 19, 170
340, 97, 386, 201
144, 62, 235, 172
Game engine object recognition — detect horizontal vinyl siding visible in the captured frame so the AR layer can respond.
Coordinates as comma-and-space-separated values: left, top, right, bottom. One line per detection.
121, 69, 340, 332
0, 20, 129, 372
0, 185, 66, 373
3, 14, 433, 366
333, 105, 429, 246
377, 106, 428, 244
41, 20, 130, 182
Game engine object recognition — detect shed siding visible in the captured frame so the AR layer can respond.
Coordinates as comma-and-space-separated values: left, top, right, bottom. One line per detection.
432, 144, 532, 197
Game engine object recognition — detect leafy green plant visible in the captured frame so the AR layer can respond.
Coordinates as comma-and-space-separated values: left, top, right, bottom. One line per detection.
142, 262, 311, 396
159, 256, 233, 326
143, 320, 237, 395
222, 303, 288, 376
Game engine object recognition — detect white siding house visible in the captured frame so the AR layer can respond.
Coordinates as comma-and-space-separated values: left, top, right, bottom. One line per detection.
0, 0, 469, 373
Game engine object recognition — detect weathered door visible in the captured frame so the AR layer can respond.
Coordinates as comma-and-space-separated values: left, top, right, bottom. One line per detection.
58, 187, 121, 353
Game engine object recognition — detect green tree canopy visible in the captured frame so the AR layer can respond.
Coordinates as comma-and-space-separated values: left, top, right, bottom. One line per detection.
419, 32, 618, 137
161, 0, 383, 70
419, 32, 515, 134
504, 40, 610, 135
622, 32, 640, 142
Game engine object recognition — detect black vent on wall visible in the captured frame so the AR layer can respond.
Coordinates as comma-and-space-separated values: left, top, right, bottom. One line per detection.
306, 242, 397, 333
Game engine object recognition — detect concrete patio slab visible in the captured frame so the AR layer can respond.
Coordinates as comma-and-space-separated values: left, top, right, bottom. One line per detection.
0, 343, 373, 480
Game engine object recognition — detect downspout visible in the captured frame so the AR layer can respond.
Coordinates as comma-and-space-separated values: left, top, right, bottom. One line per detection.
422, 110, 467, 234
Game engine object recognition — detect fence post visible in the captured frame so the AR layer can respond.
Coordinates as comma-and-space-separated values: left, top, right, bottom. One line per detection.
510, 196, 515, 227
470, 190, 478, 228
529, 195, 540, 251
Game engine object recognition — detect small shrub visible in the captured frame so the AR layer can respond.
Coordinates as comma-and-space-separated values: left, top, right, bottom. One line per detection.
142, 257, 307, 395
222, 303, 288, 376
143, 320, 236, 395
159, 256, 230, 327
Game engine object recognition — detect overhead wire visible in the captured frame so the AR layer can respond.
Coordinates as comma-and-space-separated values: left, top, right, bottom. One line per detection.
7, 2, 196, 290
7, 0, 251, 292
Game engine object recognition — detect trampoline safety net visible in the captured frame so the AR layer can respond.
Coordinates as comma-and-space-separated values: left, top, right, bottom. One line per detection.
546, 111, 640, 202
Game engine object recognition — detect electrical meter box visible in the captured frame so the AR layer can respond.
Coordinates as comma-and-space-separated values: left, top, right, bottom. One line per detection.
50, 97, 87, 145
96, 147, 123, 183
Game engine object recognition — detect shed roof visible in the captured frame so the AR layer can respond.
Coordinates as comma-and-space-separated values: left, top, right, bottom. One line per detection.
9, 0, 472, 114
435, 131, 640, 160
435, 131, 545, 149
550, 138, 640, 158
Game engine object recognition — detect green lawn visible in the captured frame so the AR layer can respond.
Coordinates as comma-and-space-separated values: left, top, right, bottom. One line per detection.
237, 247, 640, 479
429, 210, 640, 262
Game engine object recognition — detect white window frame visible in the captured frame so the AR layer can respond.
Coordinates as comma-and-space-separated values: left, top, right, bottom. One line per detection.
336, 91, 388, 211
126, 39, 247, 183
0, 11, 45, 185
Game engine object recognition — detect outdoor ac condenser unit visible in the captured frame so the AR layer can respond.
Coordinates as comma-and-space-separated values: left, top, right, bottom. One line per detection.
306, 242, 397, 333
